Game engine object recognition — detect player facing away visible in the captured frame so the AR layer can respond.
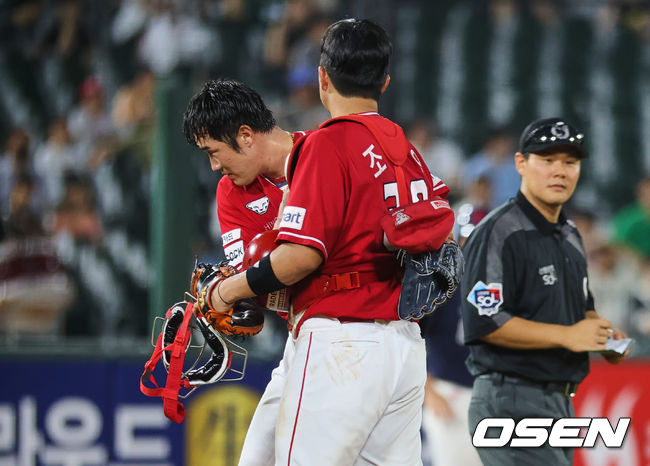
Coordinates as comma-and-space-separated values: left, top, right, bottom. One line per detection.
193, 18, 451, 465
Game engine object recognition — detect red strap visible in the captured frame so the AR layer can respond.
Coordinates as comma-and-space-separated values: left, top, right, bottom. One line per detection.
287, 114, 410, 187
394, 166, 409, 209
140, 302, 194, 423
292, 270, 389, 313
321, 115, 410, 165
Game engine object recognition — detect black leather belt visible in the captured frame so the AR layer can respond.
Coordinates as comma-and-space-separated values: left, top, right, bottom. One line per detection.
479, 372, 578, 397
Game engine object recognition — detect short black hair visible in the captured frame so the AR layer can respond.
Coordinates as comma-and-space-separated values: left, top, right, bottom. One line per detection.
183, 78, 276, 150
319, 18, 392, 100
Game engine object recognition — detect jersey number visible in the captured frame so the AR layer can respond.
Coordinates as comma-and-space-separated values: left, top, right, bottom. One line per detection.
383, 179, 428, 208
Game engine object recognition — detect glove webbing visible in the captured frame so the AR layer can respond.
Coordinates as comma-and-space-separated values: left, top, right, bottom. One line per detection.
140, 302, 194, 424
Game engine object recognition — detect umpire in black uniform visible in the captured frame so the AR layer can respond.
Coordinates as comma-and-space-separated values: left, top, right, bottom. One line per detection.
460, 117, 629, 466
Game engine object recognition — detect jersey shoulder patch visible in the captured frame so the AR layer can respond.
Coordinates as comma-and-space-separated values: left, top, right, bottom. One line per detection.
467, 281, 503, 316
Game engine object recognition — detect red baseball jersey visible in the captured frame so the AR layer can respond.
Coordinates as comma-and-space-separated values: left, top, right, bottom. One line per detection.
277, 113, 449, 322
217, 131, 308, 270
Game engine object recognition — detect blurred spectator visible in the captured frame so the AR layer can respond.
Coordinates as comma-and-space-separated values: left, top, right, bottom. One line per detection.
110, 68, 156, 168
0, 234, 75, 336
627, 259, 650, 355
4, 174, 43, 238
133, 0, 218, 76
264, 0, 320, 70
26, 0, 84, 60
406, 119, 464, 194
67, 76, 118, 168
566, 206, 606, 259
52, 172, 102, 244
274, 12, 331, 130
0, 129, 44, 219
454, 175, 493, 242
0, 175, 75, 336
275, 62, 329, 131
286, 11, 330, 72
33, 118, 82, 208
588, 243, 641, 332
111, 0, 149, 45
462, 126, 518, 206
612, 175, 650, 259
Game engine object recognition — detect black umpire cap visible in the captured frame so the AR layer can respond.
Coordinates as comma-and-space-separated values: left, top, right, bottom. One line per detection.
518, 117, 588, 159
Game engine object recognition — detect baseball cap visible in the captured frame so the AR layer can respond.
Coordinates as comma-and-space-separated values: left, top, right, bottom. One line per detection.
518, 117, 588, 158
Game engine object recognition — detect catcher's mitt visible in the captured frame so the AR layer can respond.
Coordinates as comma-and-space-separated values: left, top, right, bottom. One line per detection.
190, 260, 264, 337
397, 240, 464, 321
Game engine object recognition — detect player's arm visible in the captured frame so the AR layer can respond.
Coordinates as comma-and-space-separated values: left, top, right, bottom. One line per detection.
207, 242, 323, 311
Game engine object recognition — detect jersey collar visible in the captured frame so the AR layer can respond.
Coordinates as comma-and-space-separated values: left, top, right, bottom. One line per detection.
515, 191, 567, 235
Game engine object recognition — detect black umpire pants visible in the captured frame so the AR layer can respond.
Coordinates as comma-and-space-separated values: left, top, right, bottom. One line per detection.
468, 374, 576, 466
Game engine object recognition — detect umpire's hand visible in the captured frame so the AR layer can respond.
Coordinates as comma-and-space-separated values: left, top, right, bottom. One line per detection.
565, 316, 612, 352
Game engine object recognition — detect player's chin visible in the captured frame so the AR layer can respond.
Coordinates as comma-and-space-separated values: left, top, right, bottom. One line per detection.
543, 188, 572, 205
229, 176, 244, 186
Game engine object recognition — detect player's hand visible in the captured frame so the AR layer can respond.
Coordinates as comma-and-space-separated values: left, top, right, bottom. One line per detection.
191, 261, 236, 320
564, 316, 612, 352
197, 275, 235, 318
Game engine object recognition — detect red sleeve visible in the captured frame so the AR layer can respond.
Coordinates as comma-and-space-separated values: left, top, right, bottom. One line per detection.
407, 145, 450, 199
276, 133, 346, 260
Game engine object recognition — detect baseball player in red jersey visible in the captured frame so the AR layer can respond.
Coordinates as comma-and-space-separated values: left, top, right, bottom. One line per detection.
183, 79, 308, 272
199, 19, 451, 465
183, 78, 312, 465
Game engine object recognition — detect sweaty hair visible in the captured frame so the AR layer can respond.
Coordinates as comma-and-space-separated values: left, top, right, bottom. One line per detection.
319, 18, 392, 100
183, 78, 276, 150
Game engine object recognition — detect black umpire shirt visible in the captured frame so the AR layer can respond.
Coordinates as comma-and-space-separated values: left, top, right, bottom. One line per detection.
461, 191, 593, 384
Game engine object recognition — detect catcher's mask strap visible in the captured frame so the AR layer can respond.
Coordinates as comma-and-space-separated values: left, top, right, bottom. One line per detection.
140, 302, 194, 424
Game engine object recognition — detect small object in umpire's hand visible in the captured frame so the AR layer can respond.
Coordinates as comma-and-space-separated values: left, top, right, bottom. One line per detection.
599, 336, 634, 355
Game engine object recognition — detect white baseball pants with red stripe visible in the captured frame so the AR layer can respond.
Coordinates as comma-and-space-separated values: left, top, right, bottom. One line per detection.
239, 317, 426, 466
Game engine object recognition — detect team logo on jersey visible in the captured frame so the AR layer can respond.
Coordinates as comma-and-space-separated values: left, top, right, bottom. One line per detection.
467, 281, 503, 316
394, 211, 410, 226
246, 197, 269, 215
538, 264, 557, 286
279, 206, 306, 230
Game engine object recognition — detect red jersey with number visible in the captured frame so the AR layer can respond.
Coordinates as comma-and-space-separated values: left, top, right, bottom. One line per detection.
277, 113, 449, 322
217, 131, 309, 270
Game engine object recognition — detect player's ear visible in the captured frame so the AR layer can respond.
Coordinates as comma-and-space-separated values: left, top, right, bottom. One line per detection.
238, 125, 254, 147
515, 152, 527, 176
380, 75, 390, 94
318, 66, 329, 91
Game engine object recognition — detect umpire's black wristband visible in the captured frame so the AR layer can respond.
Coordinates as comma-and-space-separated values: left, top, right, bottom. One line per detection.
246, 255, 286, 295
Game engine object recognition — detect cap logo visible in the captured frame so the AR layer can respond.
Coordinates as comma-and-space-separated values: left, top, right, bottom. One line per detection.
550, 123, 570, 140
